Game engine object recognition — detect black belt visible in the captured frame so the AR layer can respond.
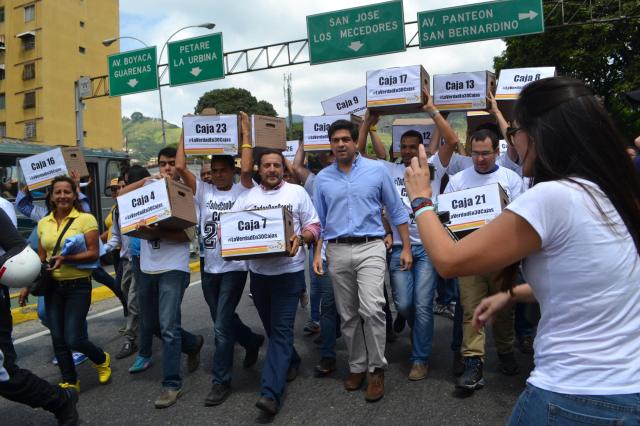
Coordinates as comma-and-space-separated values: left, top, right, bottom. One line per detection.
326, 236, 383, 244
54, 277, 91, 286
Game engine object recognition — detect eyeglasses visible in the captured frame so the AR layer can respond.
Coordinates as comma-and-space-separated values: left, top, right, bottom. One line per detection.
505, 126, 522, 147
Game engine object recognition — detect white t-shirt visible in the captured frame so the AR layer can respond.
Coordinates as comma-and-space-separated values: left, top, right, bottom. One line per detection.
140, 236, 191, 274
195, 180, 248, 274
139, 179, 192, 274
442, 152, 522, 175
303, 173, 327, 261
0, 197, 17, 257
445, 165, 525, 202
381, 162, 421, 246
233, 181, 319, 276
506, 179, 640, 395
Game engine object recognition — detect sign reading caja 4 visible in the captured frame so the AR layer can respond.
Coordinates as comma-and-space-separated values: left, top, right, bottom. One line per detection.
108, 46, 158, 97
168, 33, 225, 86
306, 0, 406, 65
418, 0, 544, 49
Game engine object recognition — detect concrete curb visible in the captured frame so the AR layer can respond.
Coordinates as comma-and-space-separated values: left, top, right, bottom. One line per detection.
10, 260, 201, 326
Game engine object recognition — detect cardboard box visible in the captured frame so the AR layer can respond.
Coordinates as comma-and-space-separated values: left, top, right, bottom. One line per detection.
302, 114, 362, 152
117, 178, 197, 239
283, 140, 299, 161
19, 147, 89, 191
366, 65, 430, 114
496, 67, 556, 121
391, 118, 436, 155
220, 207, 293, 260
466, 111, 497, 134
433, 71, 496, 111
182, 114, 241, 156
251, 115, 286, 150
321, 86, 367, 117
437, 183, 508, 237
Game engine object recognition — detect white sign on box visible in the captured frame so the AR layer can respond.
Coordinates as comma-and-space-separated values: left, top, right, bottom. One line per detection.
220, 208, 289, 258
19, 148, 68, 190
117, 179, 172, 234
283, 140, 299, 161
437, 183, 508, 234
496, 67, 556, 100
433, 71, 488, 110
367, 66, 422, 108
182, 115, 239, 156
321, 86, 367, 117
303, 115, 350, 151
392, 122, 436, 153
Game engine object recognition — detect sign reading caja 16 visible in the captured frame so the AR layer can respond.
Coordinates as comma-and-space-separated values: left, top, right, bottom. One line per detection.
418, 0, 544, 49
108, 46, 158, 97
168, 33, 225, 86
306, 0, 406, 65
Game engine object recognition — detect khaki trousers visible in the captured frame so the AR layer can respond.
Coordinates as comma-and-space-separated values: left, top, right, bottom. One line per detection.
460, 271, 514, 358
326, 240, 388, 373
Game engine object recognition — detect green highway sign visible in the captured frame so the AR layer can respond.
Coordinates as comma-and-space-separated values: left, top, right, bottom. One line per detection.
108, 46, 158, 97
306, 0, 406, 65
168, 33, 225, 86
418, 0, 544, 49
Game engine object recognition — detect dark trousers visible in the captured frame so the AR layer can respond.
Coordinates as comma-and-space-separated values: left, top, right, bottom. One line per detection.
250, 271, 304, 407
201, 270, 261, 385
0, 286, 67, 414
45, 278, 106, 383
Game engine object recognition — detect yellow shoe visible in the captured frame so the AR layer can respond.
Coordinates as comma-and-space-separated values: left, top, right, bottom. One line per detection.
58, 380, 80, 393
94, 352, 112, 384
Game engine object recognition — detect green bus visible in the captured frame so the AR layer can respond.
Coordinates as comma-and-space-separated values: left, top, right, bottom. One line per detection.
0, 138, 130, 236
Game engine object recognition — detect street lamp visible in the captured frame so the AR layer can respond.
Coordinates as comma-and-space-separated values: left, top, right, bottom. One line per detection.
156, 23, 215, 145
103, 22, 216, 146
101, 36, 148, 47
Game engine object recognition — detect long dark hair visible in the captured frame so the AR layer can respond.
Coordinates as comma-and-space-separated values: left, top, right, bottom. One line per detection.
48, 175, 83, 213
514, 77, 640, 251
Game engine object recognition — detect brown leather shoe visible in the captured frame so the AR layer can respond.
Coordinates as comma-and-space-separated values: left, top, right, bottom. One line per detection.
343, 372, 366, 391
365, 369, 384, 402
408, 362, 428, 381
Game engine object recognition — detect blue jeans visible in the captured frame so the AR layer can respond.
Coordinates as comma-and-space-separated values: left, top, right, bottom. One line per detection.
311, 260, 338, 359
389, 245, 436, 363
508, 383, 640, 425
250, 271, 304, 407
45, 278, 106, 383
136, 270, 199, 390
201, 270, 261, 385
435, 274, 459, 306
308, 250, 321, 324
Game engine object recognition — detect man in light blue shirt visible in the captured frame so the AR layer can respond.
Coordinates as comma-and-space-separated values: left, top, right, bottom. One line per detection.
313, 119, 411, 403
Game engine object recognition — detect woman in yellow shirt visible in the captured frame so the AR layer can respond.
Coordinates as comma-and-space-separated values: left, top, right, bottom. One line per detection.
37, 175, 111, 391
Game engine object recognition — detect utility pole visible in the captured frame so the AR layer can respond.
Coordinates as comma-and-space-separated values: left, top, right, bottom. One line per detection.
283, 73, 293, 134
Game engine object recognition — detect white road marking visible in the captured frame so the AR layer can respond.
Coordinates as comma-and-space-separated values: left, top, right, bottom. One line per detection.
13, 279, 202, 345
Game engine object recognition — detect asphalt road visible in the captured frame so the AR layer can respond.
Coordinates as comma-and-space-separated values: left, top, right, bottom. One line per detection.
2, 272, 533, 425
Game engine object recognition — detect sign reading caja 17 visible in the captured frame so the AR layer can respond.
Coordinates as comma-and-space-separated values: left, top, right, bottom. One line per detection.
108, 46, 158, 97
168, 33, 225, 86
418, 0, 544, 49
306, 0, 406, 65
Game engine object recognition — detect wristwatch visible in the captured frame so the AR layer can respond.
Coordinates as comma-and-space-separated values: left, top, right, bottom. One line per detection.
411, 197, 435, 213
426, 108, 440, 119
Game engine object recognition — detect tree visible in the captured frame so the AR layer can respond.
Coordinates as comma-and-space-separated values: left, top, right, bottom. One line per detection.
493, 2, 640, 140
194, 88, 277, 116
130, 111, 145, 122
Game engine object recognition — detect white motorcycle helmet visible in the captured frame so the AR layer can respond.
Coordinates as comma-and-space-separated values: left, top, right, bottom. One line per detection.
0, 246, 42, 288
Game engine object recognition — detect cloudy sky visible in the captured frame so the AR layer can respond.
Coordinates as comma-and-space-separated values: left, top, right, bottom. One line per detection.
119, 0, 506, 126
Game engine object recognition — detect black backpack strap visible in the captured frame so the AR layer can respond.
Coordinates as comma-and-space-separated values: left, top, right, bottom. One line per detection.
50, 218, 75, 260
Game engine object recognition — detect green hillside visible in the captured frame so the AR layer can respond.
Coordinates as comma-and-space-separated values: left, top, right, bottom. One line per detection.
123, 113, 182, 164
